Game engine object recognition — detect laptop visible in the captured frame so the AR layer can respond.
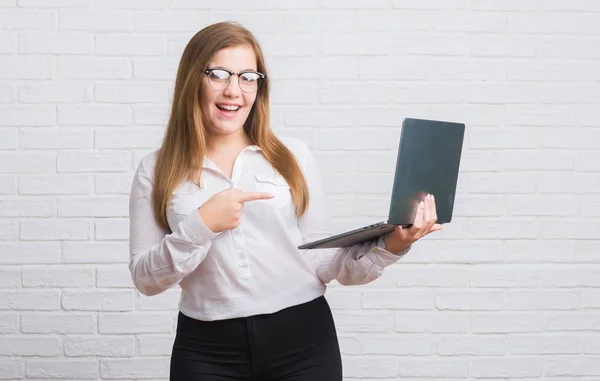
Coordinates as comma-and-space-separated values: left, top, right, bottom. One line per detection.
298, 117, 465, 249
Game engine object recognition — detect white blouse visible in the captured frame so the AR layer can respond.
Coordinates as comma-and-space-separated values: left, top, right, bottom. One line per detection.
128, 136, 409, 321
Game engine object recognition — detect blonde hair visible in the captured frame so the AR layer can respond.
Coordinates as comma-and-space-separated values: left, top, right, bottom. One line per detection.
152, 22, 309, 230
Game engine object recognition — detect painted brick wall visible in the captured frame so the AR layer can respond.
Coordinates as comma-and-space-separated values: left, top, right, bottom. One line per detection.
1, 0, 600, 380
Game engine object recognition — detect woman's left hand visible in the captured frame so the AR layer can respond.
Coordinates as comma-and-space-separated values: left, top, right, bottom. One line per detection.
383, 194, 443, 255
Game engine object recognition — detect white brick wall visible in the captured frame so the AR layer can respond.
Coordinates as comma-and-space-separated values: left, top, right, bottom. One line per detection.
1, 1, 599, 380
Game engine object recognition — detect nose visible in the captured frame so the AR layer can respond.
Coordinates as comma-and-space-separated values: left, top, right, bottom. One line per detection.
223, 75, 242, 97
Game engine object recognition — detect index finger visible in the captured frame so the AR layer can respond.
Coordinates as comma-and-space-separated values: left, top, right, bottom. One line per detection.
237, 192, 274, 203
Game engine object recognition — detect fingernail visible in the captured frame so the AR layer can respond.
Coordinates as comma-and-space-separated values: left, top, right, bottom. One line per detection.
419, 201, 424, 208
431, 194, 435, 201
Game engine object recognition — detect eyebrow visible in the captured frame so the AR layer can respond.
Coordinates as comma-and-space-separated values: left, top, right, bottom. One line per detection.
209, 65, 258, 72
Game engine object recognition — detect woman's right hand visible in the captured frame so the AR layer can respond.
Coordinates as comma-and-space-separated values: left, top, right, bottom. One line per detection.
198, 188, 273, 233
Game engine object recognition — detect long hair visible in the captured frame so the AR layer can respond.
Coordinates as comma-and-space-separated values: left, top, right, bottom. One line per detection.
152, 22, 309, 230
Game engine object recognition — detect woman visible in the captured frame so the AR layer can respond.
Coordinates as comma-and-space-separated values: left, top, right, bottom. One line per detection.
129, 21, 441, 381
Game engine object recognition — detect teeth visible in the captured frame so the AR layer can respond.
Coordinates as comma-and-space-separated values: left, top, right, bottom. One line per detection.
217, 104, 240, 111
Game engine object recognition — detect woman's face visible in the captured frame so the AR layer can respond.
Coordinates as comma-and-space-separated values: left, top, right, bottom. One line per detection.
200, 44, 260, 139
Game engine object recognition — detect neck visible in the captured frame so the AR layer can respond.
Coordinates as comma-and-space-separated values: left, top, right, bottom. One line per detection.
206, 129, 251, 155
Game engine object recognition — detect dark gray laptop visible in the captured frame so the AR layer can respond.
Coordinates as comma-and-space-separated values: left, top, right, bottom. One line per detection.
298, 117, 465, 250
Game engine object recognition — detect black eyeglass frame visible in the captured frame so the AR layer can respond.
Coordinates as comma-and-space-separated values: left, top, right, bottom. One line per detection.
203, 68, 266, 92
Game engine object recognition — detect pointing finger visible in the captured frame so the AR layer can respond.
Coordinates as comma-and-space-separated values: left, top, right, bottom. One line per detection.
238, 192, 274, 203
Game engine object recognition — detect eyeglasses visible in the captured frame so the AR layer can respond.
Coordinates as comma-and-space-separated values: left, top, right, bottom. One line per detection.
204, 68, 266, 93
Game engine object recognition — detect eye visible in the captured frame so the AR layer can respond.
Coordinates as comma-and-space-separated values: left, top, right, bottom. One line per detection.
208, 69, 230, 81
239, 72, 261, 83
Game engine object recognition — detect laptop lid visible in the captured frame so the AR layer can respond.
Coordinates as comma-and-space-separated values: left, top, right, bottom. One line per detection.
387, 118, 465, 226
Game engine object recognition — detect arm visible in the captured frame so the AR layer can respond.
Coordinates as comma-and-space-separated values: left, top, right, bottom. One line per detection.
128, 156, 220, 296
297, 146, 410, 286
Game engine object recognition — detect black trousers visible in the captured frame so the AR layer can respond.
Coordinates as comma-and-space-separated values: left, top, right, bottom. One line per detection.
169, 296, 343, 381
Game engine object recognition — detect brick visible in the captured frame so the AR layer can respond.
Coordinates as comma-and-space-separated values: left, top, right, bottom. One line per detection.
469, 35, 538, 57
286, 11, 356, 32
437, 335, 505, 356
360, 334, 435, 355
96, 264, 132, 287
468, 173, 537, 193
26, 359, 98, 379
0, 268, 20, 288
0, 242, 61, 264
332, 311, 394, 332
58, 57, 131, 79
19, 174, 92, 195
0, 83, 16, 102
0, 336, 61, 356
395, 312, 469, 333
506, 60, 579, 82
99, 313, 174, 334
0, 290, 59, 310
95, 173, 133, 194
57, 151, 131, 172
62, 290, 135, 311
0, 128, 17, 149
505, 240, 600, 264
507, 334, 580, 355
137, 335, 175, 356
0, 360, 24, 380
323, 289, 362, 309
0, 152, 55, 173
95, 219, 129, 241
21, 313, 96, 334
432, 58, 504, 81
393, 82, 466, 103
545, 356, 600, 377
19, 81, 88, 103
391, 265, 469, 287
582, 334, 600, 353
321, 0, 390, 8
271, 80, 318, 105
468, 83, 539, 104
362, 290, 434, 310
58, 196, 128, 217
19, 33, 93, 54
133, 57, 178, 79
506, 195, 578, 216
359, 10, 429, 30
472, 313, 543, 333
396, 358, 469, 378
393, 34, 467, 56
94, 81, 170, 103
394, 0, 466, 9
469, 265, 540, 288
18, 0, 91, 6
133, 104, 169, 126
19, 128, 92, 149
0, 313, 19, 334
581, 290, 600, 309
20, 219, 93, 241
436, 289, 505, 311
319, 128, 399, 150
468, 0, 537, 10
58, 105, 131, 126
471, 357, 542, 378
344, 357, 398, 378
59, 10, 132, 31
506, 105, 575, 127
0, 9, 56, 29
0, 176, 16, 194
0, 32, 16, 54
62, 242, 128, 263
453, 195, 504, 217
95, 0, 164, 8
100, 358, 170, 379
95, 127, 164, 149
0, 105, 55, 126
138, 288, 180, 310
0, 221, 18, 240
433, 11, 505, 32
133, 10, 208, 32
270, 57, 358, 80
0, 199, 54, 217
23, 266, 95, 288
507, 290, 579, 311
508, 12, 580, 34
321, 33, 391, 55
65, 336, 135, 357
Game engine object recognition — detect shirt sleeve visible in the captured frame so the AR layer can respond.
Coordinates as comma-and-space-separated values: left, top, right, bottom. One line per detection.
296, 144, 411, 286
128, 155, 221, 296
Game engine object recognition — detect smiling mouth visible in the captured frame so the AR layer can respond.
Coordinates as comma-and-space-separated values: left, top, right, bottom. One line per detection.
216, 104, 241, 112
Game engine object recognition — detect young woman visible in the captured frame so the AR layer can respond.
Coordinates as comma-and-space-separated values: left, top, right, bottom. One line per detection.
129, 21, 441, 381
